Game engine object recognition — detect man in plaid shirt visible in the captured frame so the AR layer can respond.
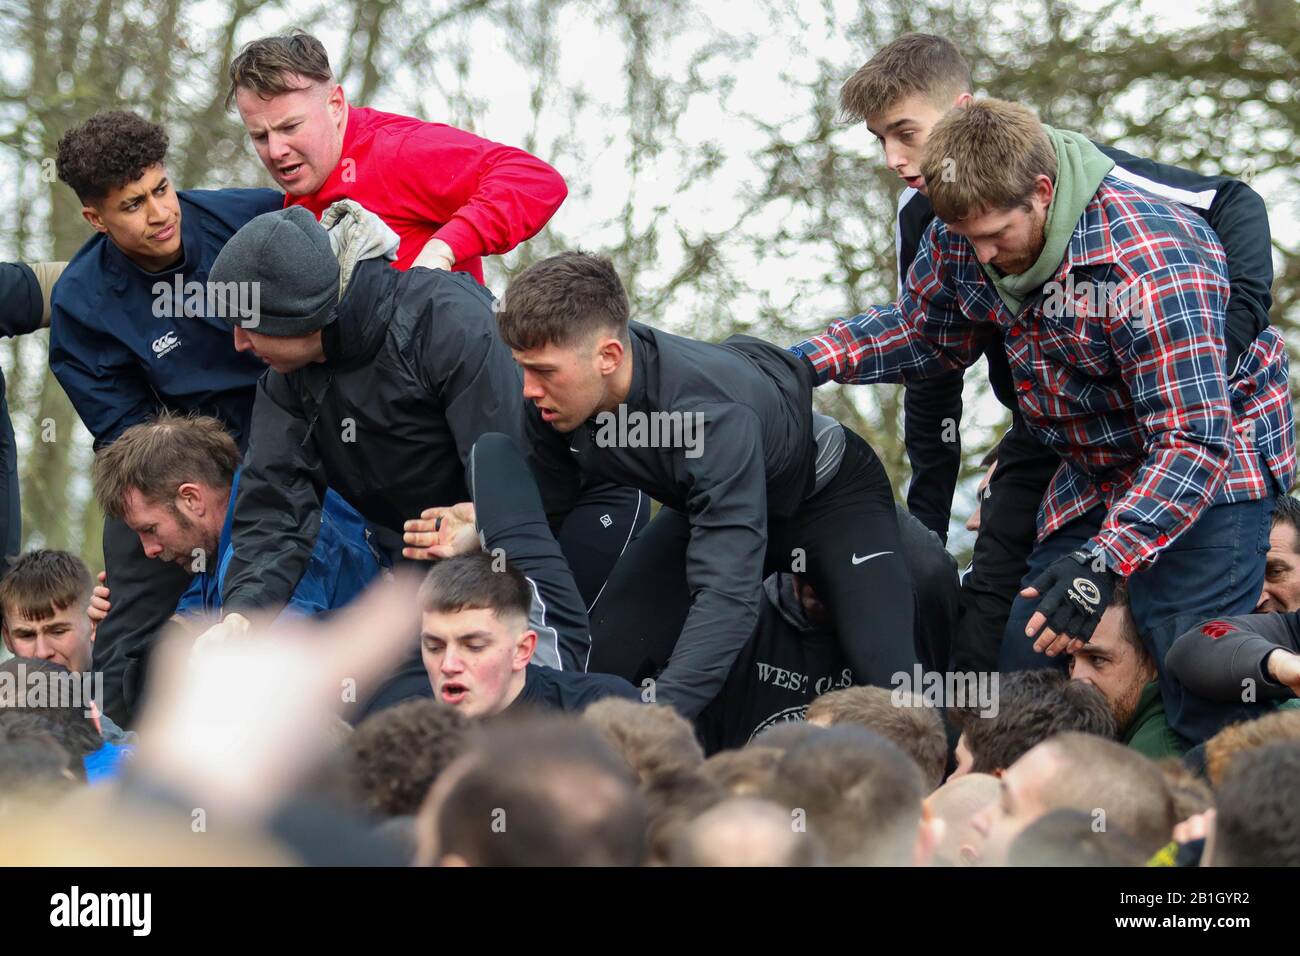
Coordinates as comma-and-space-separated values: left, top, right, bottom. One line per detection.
791, 99, 1295, 745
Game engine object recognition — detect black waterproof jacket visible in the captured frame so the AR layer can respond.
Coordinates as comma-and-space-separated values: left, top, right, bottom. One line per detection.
223, 261, 525, 614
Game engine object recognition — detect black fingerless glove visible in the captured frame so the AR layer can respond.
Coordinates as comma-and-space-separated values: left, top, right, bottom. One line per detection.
1026, 549, 1117, 644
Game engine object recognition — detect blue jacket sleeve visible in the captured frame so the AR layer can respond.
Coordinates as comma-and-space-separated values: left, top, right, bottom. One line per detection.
48, 297, 160, 450
0, 263, 43, 337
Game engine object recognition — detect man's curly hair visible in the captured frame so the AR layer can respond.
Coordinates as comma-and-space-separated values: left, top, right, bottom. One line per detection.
344, 699, 470, 818
56, 110, 169, 203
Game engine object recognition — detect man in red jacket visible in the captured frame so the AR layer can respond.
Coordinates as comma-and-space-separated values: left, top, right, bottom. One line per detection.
227, 31, 567, 281
225, 32, 641, 621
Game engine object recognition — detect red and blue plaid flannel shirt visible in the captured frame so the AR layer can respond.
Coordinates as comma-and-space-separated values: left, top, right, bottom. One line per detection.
794, 176, 1296, 575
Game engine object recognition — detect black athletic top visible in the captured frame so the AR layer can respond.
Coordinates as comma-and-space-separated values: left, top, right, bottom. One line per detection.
509, 663, 641, 713
525, 322, 819, 717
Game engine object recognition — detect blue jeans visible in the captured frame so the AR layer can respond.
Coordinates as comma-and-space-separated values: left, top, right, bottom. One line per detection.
1000, 496, 1274, 745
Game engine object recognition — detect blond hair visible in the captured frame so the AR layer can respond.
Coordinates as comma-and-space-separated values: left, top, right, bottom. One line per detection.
1205, 709, 1300, 788
921, 98, 1055, 222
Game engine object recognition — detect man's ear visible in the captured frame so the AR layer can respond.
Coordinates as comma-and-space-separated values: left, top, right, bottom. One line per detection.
82, 204, 108, 235
953, 91, 974, 109
514, 629, 537, 670
327, 83, 347, 124
1034, 173, 1054, 210
177, 482, 205, 516
596, 335, 626, 377
914, 802, 944, 867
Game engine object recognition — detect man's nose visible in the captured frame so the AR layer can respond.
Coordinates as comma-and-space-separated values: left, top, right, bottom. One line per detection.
266, 132, 292, 161
145, 194, 168, 223
142, 538, 162, 558
33, 635, 58, 660
1256, 586, 1271, 610
233, 327, 252, 353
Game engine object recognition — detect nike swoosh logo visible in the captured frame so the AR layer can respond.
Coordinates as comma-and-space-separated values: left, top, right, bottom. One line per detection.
851, 551, 893, 565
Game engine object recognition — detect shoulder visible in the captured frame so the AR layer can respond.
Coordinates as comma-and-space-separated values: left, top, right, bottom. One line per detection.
179, 188, 284, 230
897, 186, 932, 226
395, 268, 498, 350
355, 106, 459, 150
1092, 178, 1223, 273
1095, 178, 1212, 238
577, 670, 640, 703
49, 235, 113, 322
534, 666, 639, 708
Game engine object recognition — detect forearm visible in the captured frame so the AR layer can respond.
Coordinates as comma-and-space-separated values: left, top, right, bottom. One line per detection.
652, 592, 761, 719
1167, 614, 1300, 702
30, 261, 68, 328
431, 149, 567, 261
903, 371, 965, 538
792, 305, 959, 386
1087, 440, 1230, 573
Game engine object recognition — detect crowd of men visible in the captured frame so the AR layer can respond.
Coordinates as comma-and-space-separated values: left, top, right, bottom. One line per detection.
1, 31, 1298, 867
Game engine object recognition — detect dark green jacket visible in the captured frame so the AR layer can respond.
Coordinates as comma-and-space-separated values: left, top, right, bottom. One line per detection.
1124, 681, 1185, 760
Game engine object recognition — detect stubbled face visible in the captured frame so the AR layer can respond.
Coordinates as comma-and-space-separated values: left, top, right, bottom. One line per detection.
122, 488, 216, 570
232, 325, 324, 373
513, 339, 610, 434
1258, 522, 1300, 613
235, 79, 347, 195
865, 93, 957, 194
2, 601, 93, 674
1068, 605, 1154, 732
420, 607, 533, 717
969, 743, 1058, 866
944, 197, 1050, 276
84, 163, 183, 272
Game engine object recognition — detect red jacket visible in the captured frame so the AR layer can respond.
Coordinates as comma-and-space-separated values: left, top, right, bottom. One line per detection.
286, 106, 567, 281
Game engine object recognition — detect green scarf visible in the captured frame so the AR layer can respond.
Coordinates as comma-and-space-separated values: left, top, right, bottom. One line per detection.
981, 126, 1115, 313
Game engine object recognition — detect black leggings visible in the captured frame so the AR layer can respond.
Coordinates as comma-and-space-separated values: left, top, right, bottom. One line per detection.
589, 429, 918, 695
559, 476, 648, 614
468, 432, 597, 671
950, 414, 1059, 673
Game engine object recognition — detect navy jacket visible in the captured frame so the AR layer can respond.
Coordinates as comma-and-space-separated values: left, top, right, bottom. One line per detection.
175, 469, 379, 621
897, 145, 1274, 539
49, 188, 283, 452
